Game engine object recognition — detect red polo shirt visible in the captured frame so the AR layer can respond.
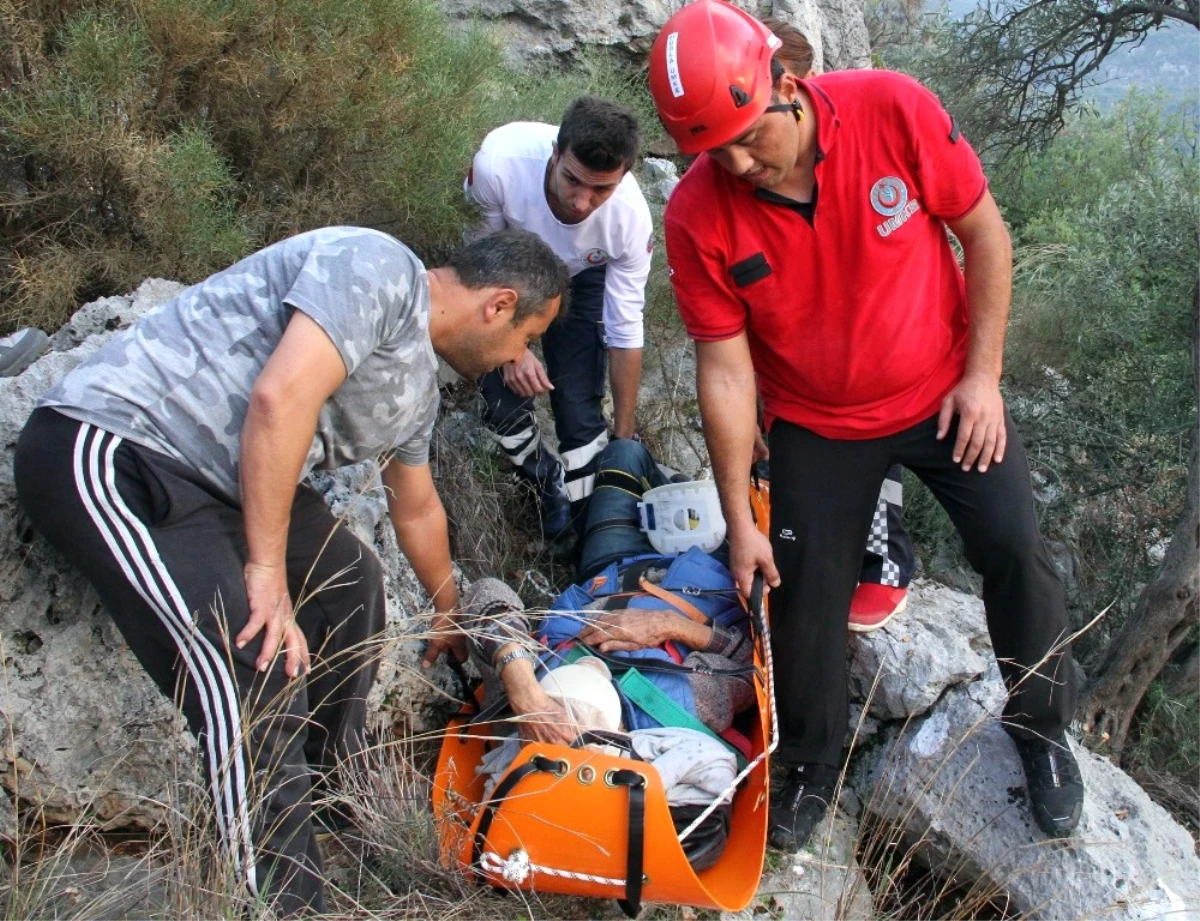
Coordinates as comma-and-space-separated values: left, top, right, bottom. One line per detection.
664, 69, 988, 439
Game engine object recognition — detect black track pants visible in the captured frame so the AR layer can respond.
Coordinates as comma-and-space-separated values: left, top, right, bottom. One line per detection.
767, 411, 1077, 768
14, 408, 387, 915
859, 464, 915, 588
478, 265, 610, 515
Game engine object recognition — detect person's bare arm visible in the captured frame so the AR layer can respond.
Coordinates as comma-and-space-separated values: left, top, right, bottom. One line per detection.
696, 335, 780, 596
939, 190, 1014, 473
381, 459, 463, 665
577, 608, 712, 652
237, 311, 348, 678
608, 347, 643, 440
491, 642, 575, 745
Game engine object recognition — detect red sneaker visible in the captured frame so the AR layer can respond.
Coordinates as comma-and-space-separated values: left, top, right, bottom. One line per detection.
849, 583, 907, 633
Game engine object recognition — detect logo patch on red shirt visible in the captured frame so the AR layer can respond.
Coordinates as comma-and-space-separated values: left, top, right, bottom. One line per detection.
869, 177, 908, 216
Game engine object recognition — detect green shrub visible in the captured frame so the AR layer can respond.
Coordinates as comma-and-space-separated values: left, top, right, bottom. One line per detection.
0, 0, 507, 332
1002, 95, 1198, 658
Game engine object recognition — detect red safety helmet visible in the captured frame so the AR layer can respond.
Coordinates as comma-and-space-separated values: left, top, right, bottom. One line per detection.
649, 0, 782, 155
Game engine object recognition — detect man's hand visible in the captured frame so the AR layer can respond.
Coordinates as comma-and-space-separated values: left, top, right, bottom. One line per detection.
238, 562, 309, 679
421, 611, 468, 668
936, 371, 1007, 472
501, 348, 554, 398
578, 609, 677, 653
508, 685, 577, 745
729, 520, 780, 599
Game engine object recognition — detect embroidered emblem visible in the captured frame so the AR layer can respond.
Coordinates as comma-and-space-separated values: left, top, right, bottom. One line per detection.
869, 177, 908, 217
584, 248, 611, 266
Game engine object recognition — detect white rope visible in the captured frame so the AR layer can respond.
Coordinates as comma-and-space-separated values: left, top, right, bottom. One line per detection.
678, 576, 779, 844
479, 848, 628, 888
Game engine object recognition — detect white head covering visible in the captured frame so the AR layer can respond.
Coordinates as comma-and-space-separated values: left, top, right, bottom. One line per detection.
538, 659, 622, 734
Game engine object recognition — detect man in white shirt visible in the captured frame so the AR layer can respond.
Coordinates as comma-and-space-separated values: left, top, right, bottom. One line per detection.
465, 97, 654, 536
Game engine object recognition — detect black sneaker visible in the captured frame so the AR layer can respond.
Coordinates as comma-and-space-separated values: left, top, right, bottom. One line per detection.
1014, 732, 1084, 838
767, 762, 836, 852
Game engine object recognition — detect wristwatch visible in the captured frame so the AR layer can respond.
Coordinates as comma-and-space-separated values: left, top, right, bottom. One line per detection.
494, 647, 537, 678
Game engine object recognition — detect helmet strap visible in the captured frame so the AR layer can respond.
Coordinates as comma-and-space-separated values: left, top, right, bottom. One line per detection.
765, 100, 805, 122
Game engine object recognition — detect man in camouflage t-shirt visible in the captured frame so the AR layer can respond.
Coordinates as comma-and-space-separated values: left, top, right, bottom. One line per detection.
14, 226, 567, 915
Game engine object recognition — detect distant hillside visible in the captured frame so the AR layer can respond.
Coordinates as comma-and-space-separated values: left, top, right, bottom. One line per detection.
1088, 23, 1198, 109
939, 1, 1198, 110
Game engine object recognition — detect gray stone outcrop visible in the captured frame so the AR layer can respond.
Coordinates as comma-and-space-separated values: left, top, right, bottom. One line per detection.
769, 0, 872, 71
0, 282, 454, 831
838, 583, 1200, 920
437, 0, 871, 72
3, 284, 1196, 919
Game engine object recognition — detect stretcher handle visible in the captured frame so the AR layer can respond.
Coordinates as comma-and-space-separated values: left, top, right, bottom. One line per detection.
749, 572, 764, 620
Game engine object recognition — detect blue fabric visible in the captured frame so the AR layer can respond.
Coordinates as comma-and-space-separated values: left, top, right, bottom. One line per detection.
537, 543, 747, 731
577, 438, 667, 578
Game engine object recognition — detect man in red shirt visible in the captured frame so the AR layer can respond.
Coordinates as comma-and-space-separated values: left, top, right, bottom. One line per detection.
649, 0, 1083, 851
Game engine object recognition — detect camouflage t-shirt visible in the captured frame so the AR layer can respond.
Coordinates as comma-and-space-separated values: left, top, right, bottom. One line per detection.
41, 227, 440, 503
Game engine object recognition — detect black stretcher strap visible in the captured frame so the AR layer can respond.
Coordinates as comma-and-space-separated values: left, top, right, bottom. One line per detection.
610, 768, 647, 917
471, 755, 558, 877
583, 644, 759, 683
470, 751, 647, 916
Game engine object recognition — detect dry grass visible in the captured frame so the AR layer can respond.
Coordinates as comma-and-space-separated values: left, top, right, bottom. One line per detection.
430, 390, 575, 606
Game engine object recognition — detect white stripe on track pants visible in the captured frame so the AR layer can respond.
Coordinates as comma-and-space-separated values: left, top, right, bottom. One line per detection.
15, 408, 387, 916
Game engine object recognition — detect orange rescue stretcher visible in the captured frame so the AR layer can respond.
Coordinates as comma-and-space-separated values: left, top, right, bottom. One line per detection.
432, 478, 776, 915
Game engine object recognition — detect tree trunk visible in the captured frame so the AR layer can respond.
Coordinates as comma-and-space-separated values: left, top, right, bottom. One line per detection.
1080, 291, 1200, 758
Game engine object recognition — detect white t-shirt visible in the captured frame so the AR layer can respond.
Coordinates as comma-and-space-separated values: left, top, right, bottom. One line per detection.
464, 122, 653, 349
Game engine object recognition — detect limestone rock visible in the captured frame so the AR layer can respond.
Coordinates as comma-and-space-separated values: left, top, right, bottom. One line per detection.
46, 279, 185, 352
641, 157, 680, 203
0, 788, 15, 841
438, 0, 871, 71
857, 663, 1200, 920
847, 579, 992, 722
0, 285, 453, 831
1, 281, 189, 829
770, 0, 872, 71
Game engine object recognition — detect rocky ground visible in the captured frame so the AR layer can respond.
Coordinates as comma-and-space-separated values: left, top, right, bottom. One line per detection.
2, 284, 1197, 920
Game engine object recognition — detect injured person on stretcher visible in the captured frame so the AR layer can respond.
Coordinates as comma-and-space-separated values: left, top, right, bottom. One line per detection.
457, 439, 759, 869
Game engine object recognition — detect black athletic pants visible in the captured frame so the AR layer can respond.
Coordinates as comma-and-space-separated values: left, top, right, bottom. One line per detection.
14, 408, 387, 916
860, 464, 915, 588
768, 410, 1077, 768
479, 265, 610, 517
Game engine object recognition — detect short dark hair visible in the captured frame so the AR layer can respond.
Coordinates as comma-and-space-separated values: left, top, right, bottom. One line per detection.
557, 96, 640, 173
447, 229, 571, 324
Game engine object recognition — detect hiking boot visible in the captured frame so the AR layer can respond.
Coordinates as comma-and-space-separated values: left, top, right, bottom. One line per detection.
0, 327, 49, 377
849, 583, 907, 633
767, 762, 836, 852
1015, 732, 1084, 838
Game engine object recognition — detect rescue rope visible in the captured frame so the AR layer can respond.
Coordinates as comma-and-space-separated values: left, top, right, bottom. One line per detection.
677, 572, 779, 844
479, 848, 628, 888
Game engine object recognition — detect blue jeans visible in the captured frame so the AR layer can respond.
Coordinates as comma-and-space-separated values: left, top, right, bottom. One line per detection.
577, 439, 669, 579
